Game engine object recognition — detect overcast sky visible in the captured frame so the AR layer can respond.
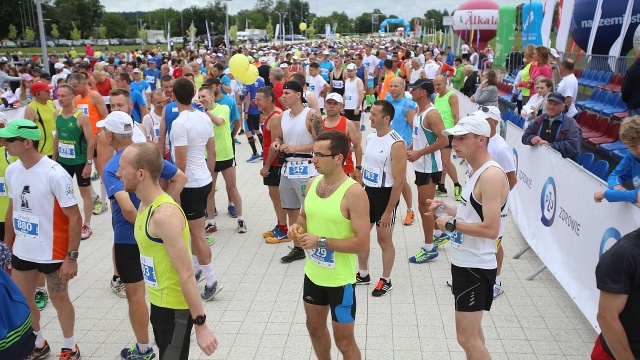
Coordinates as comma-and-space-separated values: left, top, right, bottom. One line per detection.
102, 0, 523, 20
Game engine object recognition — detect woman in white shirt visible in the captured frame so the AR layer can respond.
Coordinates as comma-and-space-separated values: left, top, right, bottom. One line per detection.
521, 77, 554, 128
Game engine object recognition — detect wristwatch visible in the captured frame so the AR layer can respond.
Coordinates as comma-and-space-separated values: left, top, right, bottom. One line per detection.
445, 218, 457, 232
193, 314, 207, 326
317, 237, 328, 249
355, 166, 363, 170
86, 159, 94, 164
67, 251, 79, 260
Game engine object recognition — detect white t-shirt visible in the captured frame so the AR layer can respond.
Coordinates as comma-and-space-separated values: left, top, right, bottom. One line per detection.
364, 54, 379, 75
461, 44, 470, 54
308, 74, 328, 108
6, 157, 78, 263
469, 53, 479, 71
556, 74, 579, 118
487, 134, 516, 175
170, 109, 214, 188
418, 53, 426, 67
423, 61, 441, 80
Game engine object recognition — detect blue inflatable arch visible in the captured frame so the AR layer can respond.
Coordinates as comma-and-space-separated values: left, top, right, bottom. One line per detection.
380, 18, 411, 33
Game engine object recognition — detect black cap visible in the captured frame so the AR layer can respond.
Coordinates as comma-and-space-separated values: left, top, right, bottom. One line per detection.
408, 78, 435, 94
284, 81, 307, 103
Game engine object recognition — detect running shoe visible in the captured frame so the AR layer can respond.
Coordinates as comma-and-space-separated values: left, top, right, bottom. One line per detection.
280, 247, 305, 263
205, 223, 217, 235
207, 236, 215, 246
237, 220, 248, 234
246, 153, 261, 163
403, 209, 415, 226
90, 171, 99, 181
111, 277, 127, 298
371, 278, 393, 297
436, 186, 448, 196
25, 340, 51, 360
227, 205, 238, 218
35, 290, 49, 311
263, 225, 278, 238
120, 344, 156, 360
234, 138, 241, 144
57, 345, 80, 360
454, 184, 462, 202
493, 283, 504, 299
265, 227, 289, 243
355, 272, 370, 285
93, 200, 109, 215
409, 247, 439, 264
433, 233, 450, 246
195, 269, 204, 283
201, 281, 223, 301
81, 224, 92, 240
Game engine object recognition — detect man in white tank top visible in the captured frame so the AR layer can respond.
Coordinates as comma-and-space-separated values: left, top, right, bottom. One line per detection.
342, 64, 366, 138
423, 51, 441, 80
270, 80, 324, 264
430, 115, 509, 360
356, 99, 407, 297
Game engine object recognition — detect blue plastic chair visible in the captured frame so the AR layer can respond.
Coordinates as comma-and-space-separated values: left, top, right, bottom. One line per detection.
578, 69, 594, 86
508, 111, 517, 123
590, 72, 612, 88
594, 92, 620, 114
585, 71, 604, 88
601, 94, 628, 117
577, 88, 602, 110
599, 139, 626, 155
516, 116, 526, 129
612, 148, 630, 161
578, 152, 595, 169
502, 109, 512, 121
590, 160, 610, 181
585, 90, 611, 112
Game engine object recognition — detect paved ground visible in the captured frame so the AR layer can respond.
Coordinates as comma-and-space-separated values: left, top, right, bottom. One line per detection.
36, 113, 597, 359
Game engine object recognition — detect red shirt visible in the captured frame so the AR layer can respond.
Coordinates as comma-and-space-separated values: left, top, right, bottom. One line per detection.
263, 108, 283, 167
273, 82, 284, 110
323, 116, 354, 175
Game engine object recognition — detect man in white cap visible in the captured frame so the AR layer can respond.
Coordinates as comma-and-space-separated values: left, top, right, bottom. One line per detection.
342, 63, 366, 137
258, 57, 272, 87
430, 115, 509, 360
52, 63, 68, 89
130, 68, 152, 106
322, 92, 362, 180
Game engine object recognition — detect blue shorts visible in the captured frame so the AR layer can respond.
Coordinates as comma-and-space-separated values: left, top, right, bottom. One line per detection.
367, 78, 374, 89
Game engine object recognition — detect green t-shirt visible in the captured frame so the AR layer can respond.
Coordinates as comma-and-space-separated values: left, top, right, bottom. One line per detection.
211, 104, 233, 161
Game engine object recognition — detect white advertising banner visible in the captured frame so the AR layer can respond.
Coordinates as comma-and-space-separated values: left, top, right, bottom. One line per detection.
452, 10, 499, 31
505, 122, 640, 331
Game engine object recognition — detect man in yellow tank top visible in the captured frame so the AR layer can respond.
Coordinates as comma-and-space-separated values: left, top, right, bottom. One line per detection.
288, 131, 370, 360
23, 81, 56, 157
120, 142, 218, 360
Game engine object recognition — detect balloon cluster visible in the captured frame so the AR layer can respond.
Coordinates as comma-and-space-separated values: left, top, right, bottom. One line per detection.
229, 54, 259, 84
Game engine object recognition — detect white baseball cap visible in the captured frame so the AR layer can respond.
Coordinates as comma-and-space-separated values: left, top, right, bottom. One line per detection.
132, 68, 141, 73
549, 48, 559, 59
346, 63, 357, 70
322, 50, 330, 55
54, 63, 65, 70
442, 115, 491, 137
259, 57, 268, 63
325, 93, 343, 104
472, 106, 501, 121
96, 111, 134, 134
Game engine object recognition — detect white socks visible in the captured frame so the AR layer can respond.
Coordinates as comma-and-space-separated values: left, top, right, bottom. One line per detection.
201, 263, 217, 287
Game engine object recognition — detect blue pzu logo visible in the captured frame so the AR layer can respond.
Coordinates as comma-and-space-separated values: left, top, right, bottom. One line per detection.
512, 148, 518, 174
540, 177, 556, 227
599, 227, 622, 258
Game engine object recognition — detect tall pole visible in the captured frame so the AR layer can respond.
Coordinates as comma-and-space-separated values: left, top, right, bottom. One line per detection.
35, 0, 48, 73
526, 0, 532, 46
180, 0, 184, 40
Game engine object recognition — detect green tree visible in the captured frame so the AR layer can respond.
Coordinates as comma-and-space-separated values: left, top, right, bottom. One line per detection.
98, 24, 107, 39
188, 22, 197, 41
25, 27, 36, 42
229, 25, 238, 42
99, 13, 130, 38
307, 23, 315, 39
70, 21, 82, 41
53, 0, 104, 39
139, 25, 147, 44
7, 24, 17, 40
51, 24, 60, 39
266, 17, 274, 40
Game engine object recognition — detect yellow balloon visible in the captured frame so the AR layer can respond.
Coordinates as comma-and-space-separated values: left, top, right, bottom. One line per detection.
299, 22, 307, 31
94, 51, 101, 58
229, 54, 250, 79
240, 64, 259, 84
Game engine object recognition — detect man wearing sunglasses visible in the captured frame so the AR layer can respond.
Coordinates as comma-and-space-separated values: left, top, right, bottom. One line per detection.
2, 120, 83, 360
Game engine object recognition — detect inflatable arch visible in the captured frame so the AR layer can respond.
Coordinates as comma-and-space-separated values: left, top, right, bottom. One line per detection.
380, 18, 411, 34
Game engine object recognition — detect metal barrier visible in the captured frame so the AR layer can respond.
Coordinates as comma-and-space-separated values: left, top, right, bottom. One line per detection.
489, 52, 635, 76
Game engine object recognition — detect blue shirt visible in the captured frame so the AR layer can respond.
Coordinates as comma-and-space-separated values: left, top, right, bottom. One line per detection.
130, 88, 146, 123
446, 52, 454, 66
386, 93, 416, 145
215, 94, 240, 132
220, 75, 231, 95
605, 152, 640, 203
319, 61, 334, 82
244, 77, 264, 115
143, 68, 161, 90
104, 149, 178, 244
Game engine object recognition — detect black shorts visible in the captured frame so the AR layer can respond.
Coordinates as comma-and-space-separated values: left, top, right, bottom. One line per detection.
150, 304, 193, 360
114, 243, 143, 284
0, 328, 36, 360
263, 165, 282, 186
303, 275, 356, 324
343, 109, 362, 122
415, 171, 442, 186
59, 162, 91, 187
444, 135, 454, 149
247, 113, 261, 131
180, 182, 213, 220
365, 186, 398, 227
214, 158, 235, 173
451, 264, 497, 312
11, 255, 62, 274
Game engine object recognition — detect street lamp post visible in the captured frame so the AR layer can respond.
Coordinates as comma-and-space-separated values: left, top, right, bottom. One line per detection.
467, 10, 473, 45
35, 0, 48, 74
225, 0, 232, 55
277, 12, 287, 46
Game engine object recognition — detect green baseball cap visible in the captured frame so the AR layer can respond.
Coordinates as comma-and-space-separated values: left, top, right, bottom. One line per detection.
0, 119, 41, 140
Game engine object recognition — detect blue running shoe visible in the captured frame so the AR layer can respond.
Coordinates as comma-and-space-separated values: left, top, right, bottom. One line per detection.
265, 227, 289, 243
246, 153, 261, 163
228, 205, 238, 218
120, 344, 156, 359
433, 233, 450, 246
409, 247, 438, 263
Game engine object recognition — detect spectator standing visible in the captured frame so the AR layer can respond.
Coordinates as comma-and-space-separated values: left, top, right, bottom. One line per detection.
622, 51, 640, 116
556, 59, 579, 119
